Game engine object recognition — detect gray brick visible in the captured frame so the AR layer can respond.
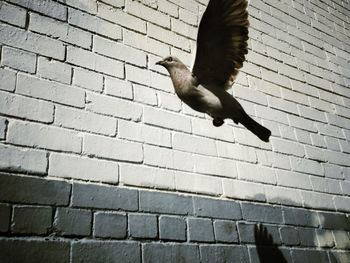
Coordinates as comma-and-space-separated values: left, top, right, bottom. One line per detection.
72, 240, 140, 263
241, 202, 283, 224
333, 230, 350, 249
318, 211, 350, 231
159, 215, 186, 241
316, 229, 335, 248
1, 46, 36, 73
328, 251, 350, 263
282, 207, 320, 227
298, 227, 318, 247
237, 222, 256, 243
129, 213, 157, 239
0, 117, 6, 140
193, 197, 242, 220
12, 206, 52, 235
213, 220, 239, 243
0, 68, 16, 92
94, 212, 127, 239
0, 239, 69, 263
188, 217, 214, 242
0, 204, 10, 232
143, 243, 200, 263
280, 226, 300, 246
200, 245, 249, 263
291, 248, 329, 263
0, 2, 27, 27
54, 208, 91, 236
72, 183, 138, 211
248, 246, 292, 263
0, 173, 71, 206
139, 191, 193, 215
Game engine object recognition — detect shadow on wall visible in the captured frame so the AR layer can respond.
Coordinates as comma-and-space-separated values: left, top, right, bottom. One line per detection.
254, 224, 287, 263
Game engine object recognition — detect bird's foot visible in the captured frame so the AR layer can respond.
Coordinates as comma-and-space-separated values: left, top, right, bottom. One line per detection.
213, 118, 224, 127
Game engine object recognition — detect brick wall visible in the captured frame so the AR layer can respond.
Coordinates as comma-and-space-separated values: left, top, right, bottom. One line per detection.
0, 0, 349, 262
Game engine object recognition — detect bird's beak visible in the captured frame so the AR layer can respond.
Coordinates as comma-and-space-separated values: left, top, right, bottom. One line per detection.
156, 60, 164, 66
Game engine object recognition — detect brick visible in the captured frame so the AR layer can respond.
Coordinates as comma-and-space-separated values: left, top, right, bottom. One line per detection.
144, 144, 194, 172
159, 215, 186, 241
195, 155, 237, 178
298, 227, 318, 247
72, 68, 103, 91
72, 240, 140, 263
139, 190, 193, 215
223, 179, 266, 202
129, 213, 157, 239
333, 230, 350, 249
316, 229, 335, 247
188, 217, 214, 242
271, 137, 305, 157
264, 185, 303, 206
83, 134, 143, 162
72, 182, 138, 211
126, 64, 150, 85
175, 171, 222, 196
144, 107, 191, 132
0, 23, 65, 60
68, 8, 121, 40
124, 30, 170, 57
125, 0, 170, 28
86, 92, 142, 121
276, 170, 312, 190
325, 150, 350, 166
60, 0, 97, 13
173, 133, 217, 156
0, 204, 11, 232
0, 118, 7, 140
261, 68, 292, 88
213, 220, 239, 243
158, 91, 182, 112
193, 197, 241, 220
255, 105, 289, 125
305, 145, 326, 162
143, 243, 199, 263
118, 120, 171, 147
12, 206, 52, 235
0, 2, 26, 27
0, 173, 71, 205
134, 84, 158, 106
94, 35, 147, 67
37, 57, 72, 85
17, 73, 85, 108
94, 212, 127, 239
105, 77, 133, 99
290, 156, 324, 176
0, 239, 70, 263
236, 222, 258, 243
328, 251, 350, 263
280, 226, 300, 246
241, 202, 283, 224
217, 142, 257, 163
0, 91, 54, 123
301, 191, 335, 211
54, 207, 91, 236
120, 164, 175, 190
55, 106, 117, 136
0, 68, 16, 92
149, 71, 173, 93
171, 18, 196, 40
334, 196, 350, 213
248, 245, 292, 263
179, 8, 197, 25
0, 144, 47, 174
200, 245, 248, 263
283, 206, 319, 227
192, 118, 235, 142
29, 13, 92, 49
9, 0, 66, 20
291, 248, 329, 263
1, 46, 36, 73
97, 2, 146, 33
67, 46, 124, 77
8, 120, 82, 153
49, 153, 119, 183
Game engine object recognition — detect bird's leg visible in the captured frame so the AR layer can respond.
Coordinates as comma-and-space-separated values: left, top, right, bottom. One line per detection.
213, 118, 224, 127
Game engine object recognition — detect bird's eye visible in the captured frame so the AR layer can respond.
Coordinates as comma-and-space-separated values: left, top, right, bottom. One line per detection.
167, 57, 173, 62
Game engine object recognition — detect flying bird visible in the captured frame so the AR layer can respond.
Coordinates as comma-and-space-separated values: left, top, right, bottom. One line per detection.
156, 0, 271, 142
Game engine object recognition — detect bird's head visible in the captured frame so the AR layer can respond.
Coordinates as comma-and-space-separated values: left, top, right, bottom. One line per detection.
156, 56, 182, 70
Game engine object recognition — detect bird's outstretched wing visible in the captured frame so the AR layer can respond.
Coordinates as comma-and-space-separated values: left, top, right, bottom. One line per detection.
192, 0, 249, 89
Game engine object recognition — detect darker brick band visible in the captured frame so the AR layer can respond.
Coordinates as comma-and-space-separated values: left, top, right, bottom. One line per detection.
0, 173, 349, 262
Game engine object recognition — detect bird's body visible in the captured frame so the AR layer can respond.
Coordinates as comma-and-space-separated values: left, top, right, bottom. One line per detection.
157, 0, 271, 142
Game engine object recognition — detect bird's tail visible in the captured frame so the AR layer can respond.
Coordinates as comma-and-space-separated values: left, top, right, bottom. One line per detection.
238, 112, 271, 142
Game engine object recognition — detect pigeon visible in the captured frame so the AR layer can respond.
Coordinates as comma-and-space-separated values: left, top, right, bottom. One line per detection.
156, 0, 271, 142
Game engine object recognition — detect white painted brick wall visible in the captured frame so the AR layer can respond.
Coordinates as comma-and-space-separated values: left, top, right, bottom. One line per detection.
0, 0, 350, 214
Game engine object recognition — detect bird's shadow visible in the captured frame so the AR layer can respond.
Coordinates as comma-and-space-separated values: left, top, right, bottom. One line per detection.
254, 224, 287, 263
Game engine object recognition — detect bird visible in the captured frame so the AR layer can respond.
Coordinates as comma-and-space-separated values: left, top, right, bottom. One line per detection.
156, 0, 271, 142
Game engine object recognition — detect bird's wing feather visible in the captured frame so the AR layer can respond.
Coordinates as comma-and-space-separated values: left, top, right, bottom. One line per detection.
192, 0, 249, 89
